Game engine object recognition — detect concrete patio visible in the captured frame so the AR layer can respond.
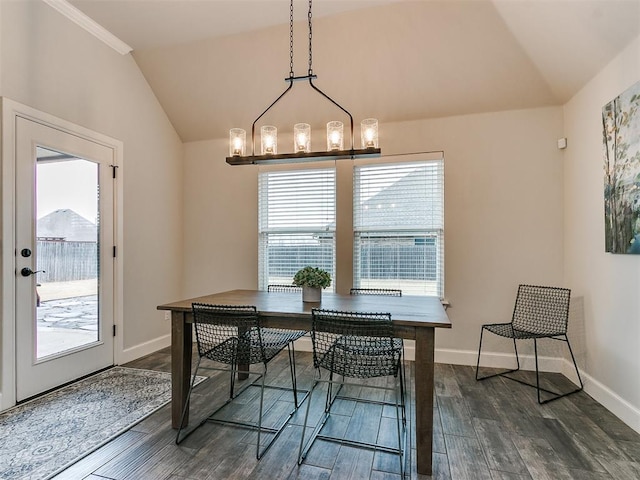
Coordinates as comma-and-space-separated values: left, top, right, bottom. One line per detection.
36, 280, 98, 358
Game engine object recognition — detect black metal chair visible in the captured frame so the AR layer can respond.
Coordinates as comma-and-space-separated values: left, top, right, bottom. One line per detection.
350, 287, 402, 296
476, 284, 583, 404
267, 284, 302, 293
350, 287, 407, 404
176, 303, 307, 459
298, 309, 407, 477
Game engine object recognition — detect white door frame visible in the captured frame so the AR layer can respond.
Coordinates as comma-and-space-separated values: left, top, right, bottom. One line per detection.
0, 98, 124, 411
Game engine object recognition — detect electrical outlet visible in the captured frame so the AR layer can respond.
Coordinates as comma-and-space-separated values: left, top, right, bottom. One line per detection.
164, 311, 171, 321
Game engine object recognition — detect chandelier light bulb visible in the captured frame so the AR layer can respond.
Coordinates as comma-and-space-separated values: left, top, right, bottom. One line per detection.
326, 121, 344, 151
261, 125, 278, 155
361, 118, 379, 149
229, 128, 246, 156
294, 123, 311, 153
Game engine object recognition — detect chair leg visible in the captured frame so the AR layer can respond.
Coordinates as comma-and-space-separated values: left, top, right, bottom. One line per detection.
256, 363, 267, 459
299, 374, 407, 474
565, 334, 584, 391
325, 370, 335, 412
229, 359, 237, 400
476, 327, 520, 381
399, 351, 407, 426
298, 377, 322, 464
286, 343, 300, 408
535, 335, 583, 404
475, 327, 484, 380
492, 336, 584, 404
534, 338, 542, 404
394, 373, 406, 478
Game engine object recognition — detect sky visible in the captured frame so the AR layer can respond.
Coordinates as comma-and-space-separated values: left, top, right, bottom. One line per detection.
37, 158, 98, 223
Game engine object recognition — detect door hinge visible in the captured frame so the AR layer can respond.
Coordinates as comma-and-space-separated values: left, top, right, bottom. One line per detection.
113, 325, 116, 337
113, 246, 117, 258
111, 164, 119, 179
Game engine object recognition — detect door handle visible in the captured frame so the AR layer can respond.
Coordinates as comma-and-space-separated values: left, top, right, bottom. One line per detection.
21, 267, 45, 277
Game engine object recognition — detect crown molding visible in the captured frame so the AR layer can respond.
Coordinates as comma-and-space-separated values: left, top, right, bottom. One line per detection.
41, 0, 133, 55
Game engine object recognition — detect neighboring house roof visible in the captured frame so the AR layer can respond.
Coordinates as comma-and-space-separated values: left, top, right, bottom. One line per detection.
37, 209, 97, 242
358, 166, 443, 230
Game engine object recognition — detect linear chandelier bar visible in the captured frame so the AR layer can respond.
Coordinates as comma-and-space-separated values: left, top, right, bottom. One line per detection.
226, 0, 381, 166
227, 148, 382, 165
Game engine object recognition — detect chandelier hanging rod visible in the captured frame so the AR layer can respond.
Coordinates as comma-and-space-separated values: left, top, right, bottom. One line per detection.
249, 75, 355, 159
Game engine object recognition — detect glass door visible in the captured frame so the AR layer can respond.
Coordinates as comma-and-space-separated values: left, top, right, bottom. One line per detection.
15, 117, 115, 401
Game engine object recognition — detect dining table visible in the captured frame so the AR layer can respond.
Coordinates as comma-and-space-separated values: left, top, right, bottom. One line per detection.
157, 288, 451, 475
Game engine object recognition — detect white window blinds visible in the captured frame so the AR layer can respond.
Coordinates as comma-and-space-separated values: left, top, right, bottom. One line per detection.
353, 159, 444, 297
258, 168, 336, 290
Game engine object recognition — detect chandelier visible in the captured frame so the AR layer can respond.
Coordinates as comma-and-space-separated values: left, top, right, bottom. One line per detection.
226, 0, 381, 165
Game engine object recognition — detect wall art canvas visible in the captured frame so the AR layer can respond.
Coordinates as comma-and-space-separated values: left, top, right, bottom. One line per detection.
603, 79, 640, 254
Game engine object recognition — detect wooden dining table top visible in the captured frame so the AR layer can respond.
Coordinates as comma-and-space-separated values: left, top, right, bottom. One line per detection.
157, 288, 451, 329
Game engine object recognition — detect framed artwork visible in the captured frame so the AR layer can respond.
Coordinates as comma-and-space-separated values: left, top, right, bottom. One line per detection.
603, 80, 640, 254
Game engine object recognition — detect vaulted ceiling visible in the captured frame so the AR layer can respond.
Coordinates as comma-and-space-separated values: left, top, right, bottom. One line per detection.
68, 0, 640, 143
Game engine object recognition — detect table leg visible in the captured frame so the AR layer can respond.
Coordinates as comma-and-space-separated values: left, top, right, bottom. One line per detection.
414, 327, 435, 475
171, 311, 192, 429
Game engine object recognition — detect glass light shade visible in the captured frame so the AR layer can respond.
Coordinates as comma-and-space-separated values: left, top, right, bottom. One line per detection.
326, 121, 344, 151
229, 128, 246, 156
294, 123, 311, 153
361, 118, 379, 149
261, 125, 277, 155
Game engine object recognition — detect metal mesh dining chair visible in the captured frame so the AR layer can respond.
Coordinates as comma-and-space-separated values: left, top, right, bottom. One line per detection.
350, 286, 407, 411
267, 284, 302, 293
298, 309, 407, 477
350, 287, 402, 296
176, 303, 307, 459
476, 284, 583, 404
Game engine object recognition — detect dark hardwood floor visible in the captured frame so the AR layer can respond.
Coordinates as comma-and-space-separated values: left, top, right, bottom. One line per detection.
50, 346, 640, 479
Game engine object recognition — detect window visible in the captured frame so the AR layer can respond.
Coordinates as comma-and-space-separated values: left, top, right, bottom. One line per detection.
354, 159, 444, 297
258, 168, 336, 290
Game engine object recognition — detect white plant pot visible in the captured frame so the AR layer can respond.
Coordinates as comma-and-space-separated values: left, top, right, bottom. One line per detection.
302, 286, 321, 303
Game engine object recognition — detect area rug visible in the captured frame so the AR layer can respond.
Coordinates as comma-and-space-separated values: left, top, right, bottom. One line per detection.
0, 367, 203, 480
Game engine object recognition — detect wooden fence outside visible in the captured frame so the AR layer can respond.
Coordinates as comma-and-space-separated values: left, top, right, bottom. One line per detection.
36, 240, 98, 282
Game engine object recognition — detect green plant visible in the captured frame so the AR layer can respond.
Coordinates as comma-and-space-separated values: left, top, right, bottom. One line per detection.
293, 266, 332, 289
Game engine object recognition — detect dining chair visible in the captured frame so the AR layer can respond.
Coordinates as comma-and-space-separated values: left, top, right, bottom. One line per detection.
298, 309, 407, 477
267, 284, 302, 293
176, 303, 307, 459
350, 287, 402, 296
350, 286, 407, 404
475, 284, 583, 404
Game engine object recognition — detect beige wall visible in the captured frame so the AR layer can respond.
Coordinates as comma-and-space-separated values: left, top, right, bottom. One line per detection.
183, 106, 565, 357
0, 1, 183, 353
563, 34, 640, 430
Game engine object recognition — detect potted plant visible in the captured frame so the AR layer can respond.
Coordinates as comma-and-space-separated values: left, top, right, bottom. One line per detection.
293, 266, 331, 303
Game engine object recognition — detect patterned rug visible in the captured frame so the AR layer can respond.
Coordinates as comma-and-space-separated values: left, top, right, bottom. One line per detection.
0, 367, 200, 480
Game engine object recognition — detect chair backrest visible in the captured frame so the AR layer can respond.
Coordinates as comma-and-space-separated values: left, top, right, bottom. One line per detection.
350, 288, 402, 297
511, 285, 571, 336
191, 303, 265, 365
268, 284, 302, 293
311, 308, 401, 379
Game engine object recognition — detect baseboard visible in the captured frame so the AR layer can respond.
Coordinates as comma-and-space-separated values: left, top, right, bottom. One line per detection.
565, 363, 640, 434
118, 334, 171, 364
437, 347, 566, 372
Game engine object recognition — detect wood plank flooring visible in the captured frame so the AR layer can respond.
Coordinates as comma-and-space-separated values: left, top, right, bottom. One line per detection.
50, 346, 640, 479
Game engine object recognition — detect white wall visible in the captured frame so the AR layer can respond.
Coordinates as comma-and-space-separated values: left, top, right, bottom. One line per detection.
183, 106, 565, 359
563, 34, 640, 431
0, 1, 183, 363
